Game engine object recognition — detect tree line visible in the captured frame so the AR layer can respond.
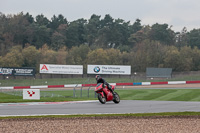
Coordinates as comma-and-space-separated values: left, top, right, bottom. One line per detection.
0, 12, 200, 72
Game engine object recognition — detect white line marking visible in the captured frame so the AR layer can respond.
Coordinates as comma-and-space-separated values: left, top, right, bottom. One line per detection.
0, 100, 98, 107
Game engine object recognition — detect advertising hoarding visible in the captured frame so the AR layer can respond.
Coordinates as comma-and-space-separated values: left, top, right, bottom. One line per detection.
146, 67, 172, 78
40, 64, 83, 74
0, 67, 35, 76
87, 65, 131, 75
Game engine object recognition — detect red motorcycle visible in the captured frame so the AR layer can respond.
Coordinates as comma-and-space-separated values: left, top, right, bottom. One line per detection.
95, 83, 120, 104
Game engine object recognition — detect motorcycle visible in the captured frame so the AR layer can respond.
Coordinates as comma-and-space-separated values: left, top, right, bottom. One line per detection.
95, 83, 120, 104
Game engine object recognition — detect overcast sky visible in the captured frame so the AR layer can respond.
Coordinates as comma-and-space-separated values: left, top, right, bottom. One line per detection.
1, 0, 200, 32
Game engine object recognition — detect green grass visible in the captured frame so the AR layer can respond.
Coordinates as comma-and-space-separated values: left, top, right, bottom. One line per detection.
117, 89, 200, 101
0, 77, 138, 87
0, 92, 22, 103
0, 112, 200, 120
0, 78, 94, 87
0, 89, 96, 103
1, 89, 200, 103
0, 75, 200, 87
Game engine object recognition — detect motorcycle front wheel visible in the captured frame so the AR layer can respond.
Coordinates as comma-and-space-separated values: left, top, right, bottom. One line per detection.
113, 92, 120, 104
98, 93, 106, 104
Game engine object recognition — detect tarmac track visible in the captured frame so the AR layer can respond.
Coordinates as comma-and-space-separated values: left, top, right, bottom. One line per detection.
0, 84, 200, 117
0, 100, 200, 117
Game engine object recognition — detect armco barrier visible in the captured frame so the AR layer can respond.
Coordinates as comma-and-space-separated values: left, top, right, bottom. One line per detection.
30, 85, 48, 89
82, 84, 97, 87
133, 82, 142, 85
0, 80, 200, 90
48, 85, 65, 88
0, 87, 13, 89
14, 86, 30, 89
168, 81, 186, 84
186, 81, 200, 84
151, 81, 168, 85
142, 82, 151, 85
64, 84, 82, 88
116, 83, 133, 86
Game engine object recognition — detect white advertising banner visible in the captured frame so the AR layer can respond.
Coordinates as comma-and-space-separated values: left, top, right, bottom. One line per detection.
40, 64, 83, 74
87, 65, 131, 75
23, 89, 40, 100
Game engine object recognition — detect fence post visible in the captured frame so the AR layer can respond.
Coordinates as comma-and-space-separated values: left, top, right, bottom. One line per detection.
80, 87, 82, 97
73, 88, 76, 98
73, 84, 78, 98
88, 86, 91, 98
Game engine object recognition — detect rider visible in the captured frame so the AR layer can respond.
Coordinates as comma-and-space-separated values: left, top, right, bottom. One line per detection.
95, 75, 115, 98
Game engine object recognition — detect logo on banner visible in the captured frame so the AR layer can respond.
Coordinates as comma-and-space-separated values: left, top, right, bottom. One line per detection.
27, 91, 35, 97
23, 89, 40, 100
94, 66, 100, 73
41, 65, 48, 71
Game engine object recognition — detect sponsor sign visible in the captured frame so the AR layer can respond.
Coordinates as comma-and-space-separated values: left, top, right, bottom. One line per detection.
0, 68, 12, 75
23, 89, 40, 100
0, 67, 35, 76
87, 65, 131, 75
40, 64, 83, 74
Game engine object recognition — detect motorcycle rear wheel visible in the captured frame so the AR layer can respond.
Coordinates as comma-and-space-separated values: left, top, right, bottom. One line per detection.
98, 93, 106, 104
113, 92, 120, 104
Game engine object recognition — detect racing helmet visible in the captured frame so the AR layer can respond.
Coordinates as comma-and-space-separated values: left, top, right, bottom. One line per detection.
95, 75, 101, 81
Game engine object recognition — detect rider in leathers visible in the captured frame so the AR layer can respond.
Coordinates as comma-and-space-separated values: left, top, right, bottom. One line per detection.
95, 75, 115, 98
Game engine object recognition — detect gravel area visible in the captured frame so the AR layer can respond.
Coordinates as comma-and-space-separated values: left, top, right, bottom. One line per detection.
1, 116, 200, 133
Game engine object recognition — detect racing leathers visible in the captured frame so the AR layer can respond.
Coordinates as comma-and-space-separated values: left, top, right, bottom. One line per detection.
96, 77, 115, 98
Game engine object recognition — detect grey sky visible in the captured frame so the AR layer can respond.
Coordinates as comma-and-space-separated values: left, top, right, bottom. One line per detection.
1, 0, 200, 32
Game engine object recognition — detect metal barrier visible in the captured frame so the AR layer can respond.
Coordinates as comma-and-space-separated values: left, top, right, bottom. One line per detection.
88, 86, 96, 98
73, 85, 96, 98
73, 84, 79, 97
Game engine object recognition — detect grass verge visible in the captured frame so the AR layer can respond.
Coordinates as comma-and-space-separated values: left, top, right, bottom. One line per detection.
1, 112, 200, 120
0, 75, 200, 87
1, 89, 200, 103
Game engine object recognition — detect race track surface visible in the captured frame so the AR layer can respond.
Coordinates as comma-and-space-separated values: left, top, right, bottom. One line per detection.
0, 100, 200, 116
